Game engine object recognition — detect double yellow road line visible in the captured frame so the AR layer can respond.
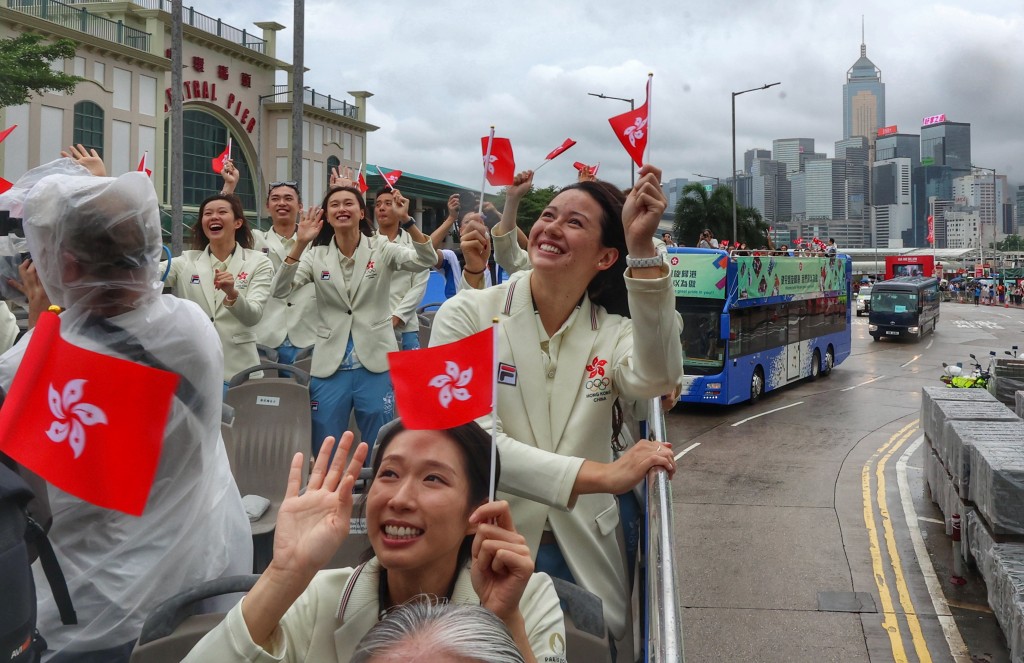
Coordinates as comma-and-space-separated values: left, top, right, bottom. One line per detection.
862, 420, 931, 663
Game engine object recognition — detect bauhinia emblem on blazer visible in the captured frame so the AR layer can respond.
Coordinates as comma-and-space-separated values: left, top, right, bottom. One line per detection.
428, 361, 473, 408
320, 270, 331, 280
497, 362, 517, 386
190, 274, 200, 284
584, 355, 612, 401
586, 356, 607, 378
236, 271, 248, 286
365, 259, 377, 279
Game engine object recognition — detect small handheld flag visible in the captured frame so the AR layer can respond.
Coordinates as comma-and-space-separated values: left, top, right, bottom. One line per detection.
607, 74, 652, 167
377, 167, 402, 190
355, 162, 369, 194
211, 137, 232, 174
0, 125, 16, 145
0, 311, 180, 515
533, 138, 576, 171
137, 151, 152, 178
481, 135, 515, 186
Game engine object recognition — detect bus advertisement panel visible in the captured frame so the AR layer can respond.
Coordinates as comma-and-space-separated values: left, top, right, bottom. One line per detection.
669, 248, 852, 405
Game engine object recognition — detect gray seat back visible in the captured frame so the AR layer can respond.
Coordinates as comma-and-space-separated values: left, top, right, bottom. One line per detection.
550, 577, 613, 663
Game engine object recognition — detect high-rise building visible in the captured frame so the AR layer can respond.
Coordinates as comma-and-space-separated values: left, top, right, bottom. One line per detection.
952, 170, 1011, 245
663, 178, 691, 221
744, 149, 771, 175
911, 165, 954, 247
1016, 185, 1024, 234
751, 159, 788, 225
929, 198, 954, 248
805, 159, 847, 220
920, 119, 971, 174
772, 138, 815, 178
836, 137, 869, 221
843, 25, 885, 143
875, 133, 920, 169
871, 157, 912, 248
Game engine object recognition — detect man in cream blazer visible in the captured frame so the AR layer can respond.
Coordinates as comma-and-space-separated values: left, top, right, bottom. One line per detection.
165, 246, 273, 383
429, 269, 682, 651
374, 189, 429, 350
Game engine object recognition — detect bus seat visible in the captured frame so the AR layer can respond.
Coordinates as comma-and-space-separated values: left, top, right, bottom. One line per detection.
419, 272, 448, 310
292, 345, 314, 377
129, 575, 259, 663
255, 344, 280, 377
224, 363, 312, 570
550, 577, 613, 663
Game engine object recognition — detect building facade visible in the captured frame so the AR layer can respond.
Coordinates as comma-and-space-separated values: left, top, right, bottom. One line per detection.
771, 138, 814, 179
920, 119, 971, 174
743, 148, 770, 175
842, 34, 885, 143
836, 136, 869, 221
871, 157, 912, 248
805, 158, 846, 220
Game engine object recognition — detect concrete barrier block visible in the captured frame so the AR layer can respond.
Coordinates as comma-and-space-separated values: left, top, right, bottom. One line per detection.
933, 400, 1020, 473
921, 386, 998, 445
970, 441, 1024, 536
967, 510, 1024, 663
944, 420, 1024, 499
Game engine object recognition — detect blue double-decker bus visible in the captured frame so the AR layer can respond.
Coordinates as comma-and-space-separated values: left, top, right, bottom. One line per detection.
668, 247, 852, 404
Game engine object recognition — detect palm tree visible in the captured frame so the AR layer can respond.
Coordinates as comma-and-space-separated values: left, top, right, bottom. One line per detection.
672, 183, 769, 248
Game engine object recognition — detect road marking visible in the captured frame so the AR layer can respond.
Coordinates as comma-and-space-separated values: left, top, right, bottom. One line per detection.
926, 339, 934, 350
897, 436, 970, 661
900, 355, 921, 368
875, 424, 932, 662
917, 516, 944, 525
730, 401, 804, 427
674, 442, 700, 461
841, 375, 886, 392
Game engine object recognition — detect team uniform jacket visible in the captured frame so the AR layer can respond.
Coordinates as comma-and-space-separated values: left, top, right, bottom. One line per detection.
164, 244, 274, 382
429, 270, 683, 641
252, 227, 321, 350
183, 559, 567, 662
270, 234, 436, 378
385, 229, 430, 334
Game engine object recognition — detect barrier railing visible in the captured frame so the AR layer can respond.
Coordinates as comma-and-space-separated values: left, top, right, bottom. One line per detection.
645, 397, 685, 661
269, 85, 359, 120
130, 0, 266, 54
7, 0, 151, 52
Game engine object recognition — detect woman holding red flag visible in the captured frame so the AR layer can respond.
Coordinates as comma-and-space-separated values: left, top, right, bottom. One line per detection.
429, 163, 682, 659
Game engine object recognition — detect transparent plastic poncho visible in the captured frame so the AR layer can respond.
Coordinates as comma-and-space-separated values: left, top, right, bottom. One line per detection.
0, 164, 252, 656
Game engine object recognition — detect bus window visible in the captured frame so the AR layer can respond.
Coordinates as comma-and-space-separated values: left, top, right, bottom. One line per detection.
764, 304, 788, 350
872, 291, 917, 313
675, 299, 724, 375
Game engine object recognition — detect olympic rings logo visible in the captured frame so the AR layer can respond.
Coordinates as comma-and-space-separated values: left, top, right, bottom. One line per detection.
586, 377, 611, 390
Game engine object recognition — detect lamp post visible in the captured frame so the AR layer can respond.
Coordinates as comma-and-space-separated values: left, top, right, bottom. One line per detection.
588, 92, 635, 187
255, 89, 286, 230
732, 82, 781, 243
692, 172, 721, 188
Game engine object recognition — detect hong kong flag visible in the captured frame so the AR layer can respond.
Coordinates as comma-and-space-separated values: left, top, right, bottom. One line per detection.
378, 168, 402, 188
357, 170, 369, 194
0, 125, 15, 193
481, 136, 515, 186
137, 151, 152, 178
0, 311, 180, 516
608, 76, 651, 167
573, 161, 599, 177
211, 138, 232, 174
388, 327, 494, 429
544, 138, 576, 161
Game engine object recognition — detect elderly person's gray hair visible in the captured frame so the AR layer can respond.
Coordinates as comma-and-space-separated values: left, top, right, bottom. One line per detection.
350, 601, 526, 663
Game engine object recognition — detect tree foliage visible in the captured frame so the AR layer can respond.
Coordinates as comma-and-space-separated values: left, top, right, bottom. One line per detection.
0, 33, 83, 108
493, 184, 559, 234
996, 234, 1024, 252
671, 183, 768, 247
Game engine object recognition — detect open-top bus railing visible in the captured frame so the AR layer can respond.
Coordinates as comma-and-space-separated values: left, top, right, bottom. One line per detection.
645, 396, 685, 661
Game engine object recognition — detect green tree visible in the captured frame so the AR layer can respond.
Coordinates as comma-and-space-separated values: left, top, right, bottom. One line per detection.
672, 183, 768, 247
996, 234, 1024, 252
0, 34, 83, 107
493, 184, 558, 234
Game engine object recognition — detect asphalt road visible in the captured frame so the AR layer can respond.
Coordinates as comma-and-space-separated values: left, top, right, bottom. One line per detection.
667, 300, 1024, 663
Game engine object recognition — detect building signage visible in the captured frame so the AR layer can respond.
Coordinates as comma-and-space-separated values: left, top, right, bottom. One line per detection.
876, 125, 898, 137
921, 157, 935, 166
922, 114, 947, 127
164, 80, 258, 133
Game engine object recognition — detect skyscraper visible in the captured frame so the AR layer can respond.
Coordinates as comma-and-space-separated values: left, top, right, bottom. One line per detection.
843, 23, 885, 143
744, 148, 771, 175
920, 119, 971, 174
771, 138, 815, 178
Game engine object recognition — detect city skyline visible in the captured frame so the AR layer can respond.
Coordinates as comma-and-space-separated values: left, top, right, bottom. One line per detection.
203, 0, 1024, 191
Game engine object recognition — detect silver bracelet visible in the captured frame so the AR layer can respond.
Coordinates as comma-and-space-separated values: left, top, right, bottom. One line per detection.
625, 254, 663, 269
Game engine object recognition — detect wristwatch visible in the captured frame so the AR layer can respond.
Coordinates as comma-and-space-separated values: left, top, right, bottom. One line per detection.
625, 254, 663, 269
401, 218, 417, 231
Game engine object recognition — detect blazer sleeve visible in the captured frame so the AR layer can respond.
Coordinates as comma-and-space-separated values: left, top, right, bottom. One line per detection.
430, 293, 583, 511
392, 266, 429, 325
611, 269, 684, 400
271, 252, 314, 299
492, 227, 531, 275
224, 253, 274, 327
380, 236, 436, 273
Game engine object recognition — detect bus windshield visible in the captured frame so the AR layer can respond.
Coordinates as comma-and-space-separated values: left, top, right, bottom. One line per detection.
676, 299, 724, 375
871, 291, 918, 314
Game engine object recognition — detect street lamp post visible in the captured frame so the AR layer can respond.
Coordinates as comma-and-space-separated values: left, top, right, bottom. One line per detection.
255, 89, 286, 230
732, 82, 781, 243
692, 172, 721, 188
588, 92, 635, 187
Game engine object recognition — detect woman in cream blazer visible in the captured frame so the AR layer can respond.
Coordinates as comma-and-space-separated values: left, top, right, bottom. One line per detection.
430, 165, 682, 658
271, 186, 436, 457
164, 194, 273, 385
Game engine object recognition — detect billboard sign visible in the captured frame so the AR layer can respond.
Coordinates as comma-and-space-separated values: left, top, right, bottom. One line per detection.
877, 125, 898, 137
922, 114, 947, 127
921, 157, 935, 166
670, 253, 728, 299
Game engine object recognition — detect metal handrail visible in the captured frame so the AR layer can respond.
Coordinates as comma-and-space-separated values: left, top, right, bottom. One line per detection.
7, 0, 151, 52
645, 397, 685, 662
271, 85, 359, 120
129, 0, 266, 53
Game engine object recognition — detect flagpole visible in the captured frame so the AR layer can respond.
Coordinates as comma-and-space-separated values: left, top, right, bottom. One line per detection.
480, 126, 495, 216
227, 136, 233, 162
532, 159, 552, 172
376, 165, 395, 191
643, 73, 653, 166
488, 317, 499, 502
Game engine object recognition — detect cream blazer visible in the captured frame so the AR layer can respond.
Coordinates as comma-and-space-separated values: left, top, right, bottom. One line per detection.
164, 244, 274, 382
385, 229, 430, 334
270, 234, 436, 378
183, 558, 567, 663
252, 228, 320, 349
429, 270, 682, 641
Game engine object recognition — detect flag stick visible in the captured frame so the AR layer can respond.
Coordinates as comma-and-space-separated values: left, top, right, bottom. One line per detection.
480, 126, 495, 215
488, 317, 499, 502
593, 161, 601, 176
377, 165, 395, 191
227, 136, 233, 162
643, 73, 653, 166
532, 158, 552, 172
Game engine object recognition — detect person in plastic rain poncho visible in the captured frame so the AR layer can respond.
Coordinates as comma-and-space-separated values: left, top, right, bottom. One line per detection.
0, 162, 252, 662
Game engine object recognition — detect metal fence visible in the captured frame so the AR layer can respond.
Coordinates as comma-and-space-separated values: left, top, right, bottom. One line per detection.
270, 85, 359, 120
7, 0, 151, 52
129, 0, 266, 54
645, 397, 685, 661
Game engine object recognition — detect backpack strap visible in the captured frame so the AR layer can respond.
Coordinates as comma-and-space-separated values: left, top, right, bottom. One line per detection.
24, 517, 76, 626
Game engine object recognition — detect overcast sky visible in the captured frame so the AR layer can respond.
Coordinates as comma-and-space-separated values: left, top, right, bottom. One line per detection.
211, 0, 1024, 191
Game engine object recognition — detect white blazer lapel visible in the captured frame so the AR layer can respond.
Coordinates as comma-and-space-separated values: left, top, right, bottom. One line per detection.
502, 277, 553, 451
196, 249, 219, 314
348, 235, 372, 301
549, 296, 600, 446
325, 244, 352, 310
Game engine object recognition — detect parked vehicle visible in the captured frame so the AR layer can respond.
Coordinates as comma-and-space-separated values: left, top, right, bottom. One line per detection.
855, 286, 872, 316
869, 276, 940, 342
941, 352, 993, 389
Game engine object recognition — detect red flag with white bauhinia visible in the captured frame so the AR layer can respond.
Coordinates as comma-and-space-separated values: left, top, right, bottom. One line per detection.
387, 327, 494, 429
481, 137, 515, 186
927, 215, 935, 245
607, 76, 651, 167
0, 125, 16, 193
211, 138, 232, 174
544, 138, 576, 161
376, 167, 402, 190
573, 161, 600, 177
137, 151, 152, 178
0, 311, 179, 516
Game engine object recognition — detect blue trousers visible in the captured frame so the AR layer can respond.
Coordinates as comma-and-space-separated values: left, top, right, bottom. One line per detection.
310, 367, 394, 464
277, 338, 302, 365
400, 330, 420, 351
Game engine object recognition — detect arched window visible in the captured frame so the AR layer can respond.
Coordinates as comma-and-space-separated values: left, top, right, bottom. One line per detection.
73, 102, 104, 157
326, 155, 340, 187
163, 109, 256, 213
